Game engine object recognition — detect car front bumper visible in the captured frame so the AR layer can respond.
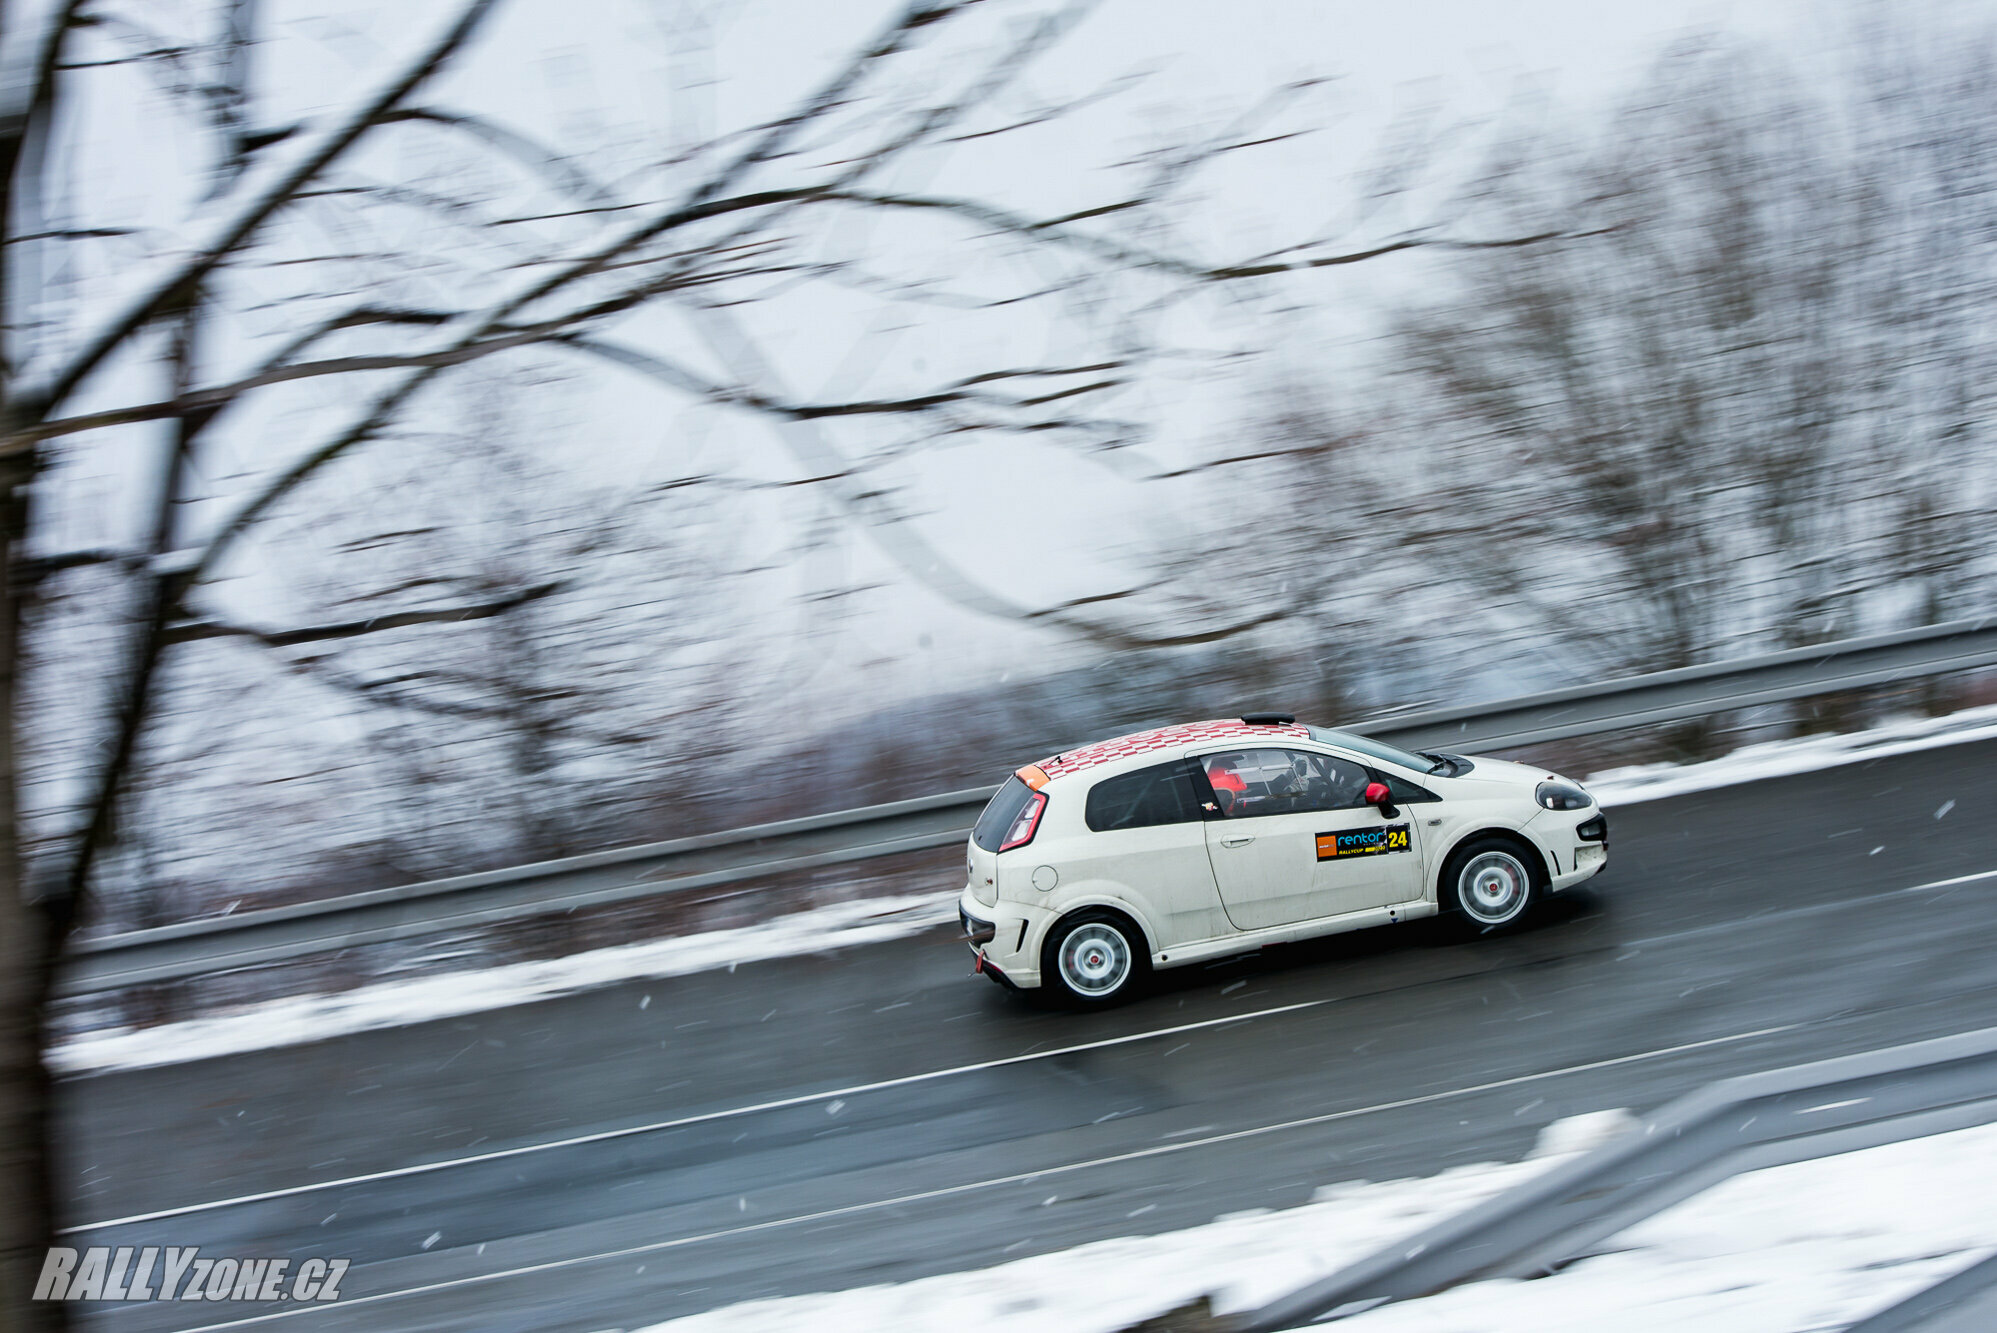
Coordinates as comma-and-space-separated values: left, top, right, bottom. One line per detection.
1544, 807, 1608, 890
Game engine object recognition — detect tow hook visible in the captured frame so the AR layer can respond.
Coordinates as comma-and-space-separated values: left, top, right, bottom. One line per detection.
973, 948, 986, 975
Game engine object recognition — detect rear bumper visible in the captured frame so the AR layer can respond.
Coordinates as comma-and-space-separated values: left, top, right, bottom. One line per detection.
973, 946, 1022, 991
959, 905, 997, 945
956, 883, 1046, 988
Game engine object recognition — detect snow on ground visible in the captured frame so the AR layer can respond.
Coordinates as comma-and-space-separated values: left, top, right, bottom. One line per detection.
56, 702, 1997, 1075
50, 891, 958, 1076
629, 1114, 1997, 1333
1585, 701, 1997, 807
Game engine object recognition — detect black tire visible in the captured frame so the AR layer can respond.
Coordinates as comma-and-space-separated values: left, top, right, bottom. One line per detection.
1439, 835, 1543, 934
1040, 909, 1149, 1008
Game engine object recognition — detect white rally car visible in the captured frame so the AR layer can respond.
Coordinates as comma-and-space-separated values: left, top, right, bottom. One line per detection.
958, 715, 1606, 1006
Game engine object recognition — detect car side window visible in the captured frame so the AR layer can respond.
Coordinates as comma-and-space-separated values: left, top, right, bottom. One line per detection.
1085, 760, 1203, 832
1382, 773, 1441, 804
1202, 749, 1370, 818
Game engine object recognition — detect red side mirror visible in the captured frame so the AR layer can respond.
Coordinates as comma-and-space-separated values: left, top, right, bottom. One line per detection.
1364, 781, 1391, 807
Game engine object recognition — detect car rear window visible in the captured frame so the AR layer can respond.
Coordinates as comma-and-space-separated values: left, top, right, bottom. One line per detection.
973, 777, 1037, 852
1085, 760, 1203, 832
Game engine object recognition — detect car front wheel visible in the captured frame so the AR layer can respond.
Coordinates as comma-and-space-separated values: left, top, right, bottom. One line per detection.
1443, 837, 1540, 932
1041, 910, 1147, 1007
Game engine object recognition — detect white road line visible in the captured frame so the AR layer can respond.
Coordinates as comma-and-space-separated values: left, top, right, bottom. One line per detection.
163, 1022, 1801, 1332
1625, 865, 1997, 951
67, 997, 1335, 1233
1916, 867, 1997, 891
1798, 1098, 1869, 1115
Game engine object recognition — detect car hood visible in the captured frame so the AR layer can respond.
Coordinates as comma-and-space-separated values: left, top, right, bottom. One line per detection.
1432, 754, 1562, 792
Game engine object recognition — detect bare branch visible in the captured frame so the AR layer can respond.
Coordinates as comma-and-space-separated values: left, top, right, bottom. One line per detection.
797, 187, 1610, 280
7, 327, 543, 452
1125, 76, 1330, 205
3, 227, 138, 244
157, 2, 988, 602
1142, 439, 1343, 480
15, 547, 126, 584
464, 181, 1601, 322
571, 326, 1280, 652
7, 331, 1131, 454
166, 581, 565, 647
1033, 602, 1290, 648
17, 0, 507, 417
5, 172, 1592, 456
940, 65, 1150, 144
555, 333, 1124, 426
444, 2, 983, 336
254, 304, 459, 368
376, 106, 612, 207
276, 659, 659, 749
810, 0, 1103, 186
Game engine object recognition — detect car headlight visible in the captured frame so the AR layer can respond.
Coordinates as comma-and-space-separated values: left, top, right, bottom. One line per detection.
1536, 779, 1592, 811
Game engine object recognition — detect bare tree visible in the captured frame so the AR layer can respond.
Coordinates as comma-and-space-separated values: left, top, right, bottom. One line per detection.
257, 377, 758, 870
0, 2, 1581, 1318
2, 3, 517, 1316
1381, 32, 1997, 740
1843, 11, 1997, 645
85, 375, 761, 933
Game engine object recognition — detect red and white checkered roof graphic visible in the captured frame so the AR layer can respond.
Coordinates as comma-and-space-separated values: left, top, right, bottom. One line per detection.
1034, 719, 1311, 780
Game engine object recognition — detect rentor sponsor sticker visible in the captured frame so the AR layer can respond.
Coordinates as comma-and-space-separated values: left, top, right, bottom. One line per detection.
1316, 823, 1411, 860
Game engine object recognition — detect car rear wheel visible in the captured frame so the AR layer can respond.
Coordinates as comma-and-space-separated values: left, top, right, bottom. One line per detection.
1442, 837, 1540, 932
1041, 910, 1147, 1007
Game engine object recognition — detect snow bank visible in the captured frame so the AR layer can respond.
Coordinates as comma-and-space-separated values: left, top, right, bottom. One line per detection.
1586, 701, 1997, 806
628, 1116, 1997, 1333
52, 890, 957, 1076
1330, 1119, 1997, 1333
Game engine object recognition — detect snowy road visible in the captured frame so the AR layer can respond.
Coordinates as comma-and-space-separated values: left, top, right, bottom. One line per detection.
61, 734, 1997, 1332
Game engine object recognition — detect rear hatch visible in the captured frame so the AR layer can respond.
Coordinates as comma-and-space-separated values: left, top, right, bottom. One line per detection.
967, 776, 1039, 906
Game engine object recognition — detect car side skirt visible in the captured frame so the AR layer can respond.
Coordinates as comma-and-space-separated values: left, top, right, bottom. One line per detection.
1149, 899, 1440, 973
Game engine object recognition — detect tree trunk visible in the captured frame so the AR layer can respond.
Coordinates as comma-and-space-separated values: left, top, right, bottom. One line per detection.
0, 452, 67, 1331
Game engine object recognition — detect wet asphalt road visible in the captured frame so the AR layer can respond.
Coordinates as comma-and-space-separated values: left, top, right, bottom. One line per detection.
61, 736, 1997, 1332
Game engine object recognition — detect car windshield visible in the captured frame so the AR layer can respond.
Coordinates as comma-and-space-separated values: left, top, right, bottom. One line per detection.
1306, 726, 1441, 775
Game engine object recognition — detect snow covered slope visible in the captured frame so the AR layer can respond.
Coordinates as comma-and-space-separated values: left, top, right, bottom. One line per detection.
631, 1114, 1997, 1333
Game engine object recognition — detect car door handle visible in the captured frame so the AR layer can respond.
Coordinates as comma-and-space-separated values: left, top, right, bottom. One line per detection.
1219, 833, 1255, 847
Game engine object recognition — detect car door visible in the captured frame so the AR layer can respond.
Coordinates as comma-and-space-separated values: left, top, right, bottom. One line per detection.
1197, 747, 1424, 931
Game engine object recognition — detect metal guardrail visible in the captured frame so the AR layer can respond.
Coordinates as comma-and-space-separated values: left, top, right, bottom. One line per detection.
1237, 1026, 1997, 1330
1847, 1251, 1997, 1332
1358, 616, 1997, 753
56, 615, 1997, 997
56, 787, 995, 996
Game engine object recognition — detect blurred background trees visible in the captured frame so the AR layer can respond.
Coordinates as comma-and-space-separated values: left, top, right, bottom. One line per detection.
1168, 21, 1997, 759
1382, 27, 1997, 687
106, 370, 760, 903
